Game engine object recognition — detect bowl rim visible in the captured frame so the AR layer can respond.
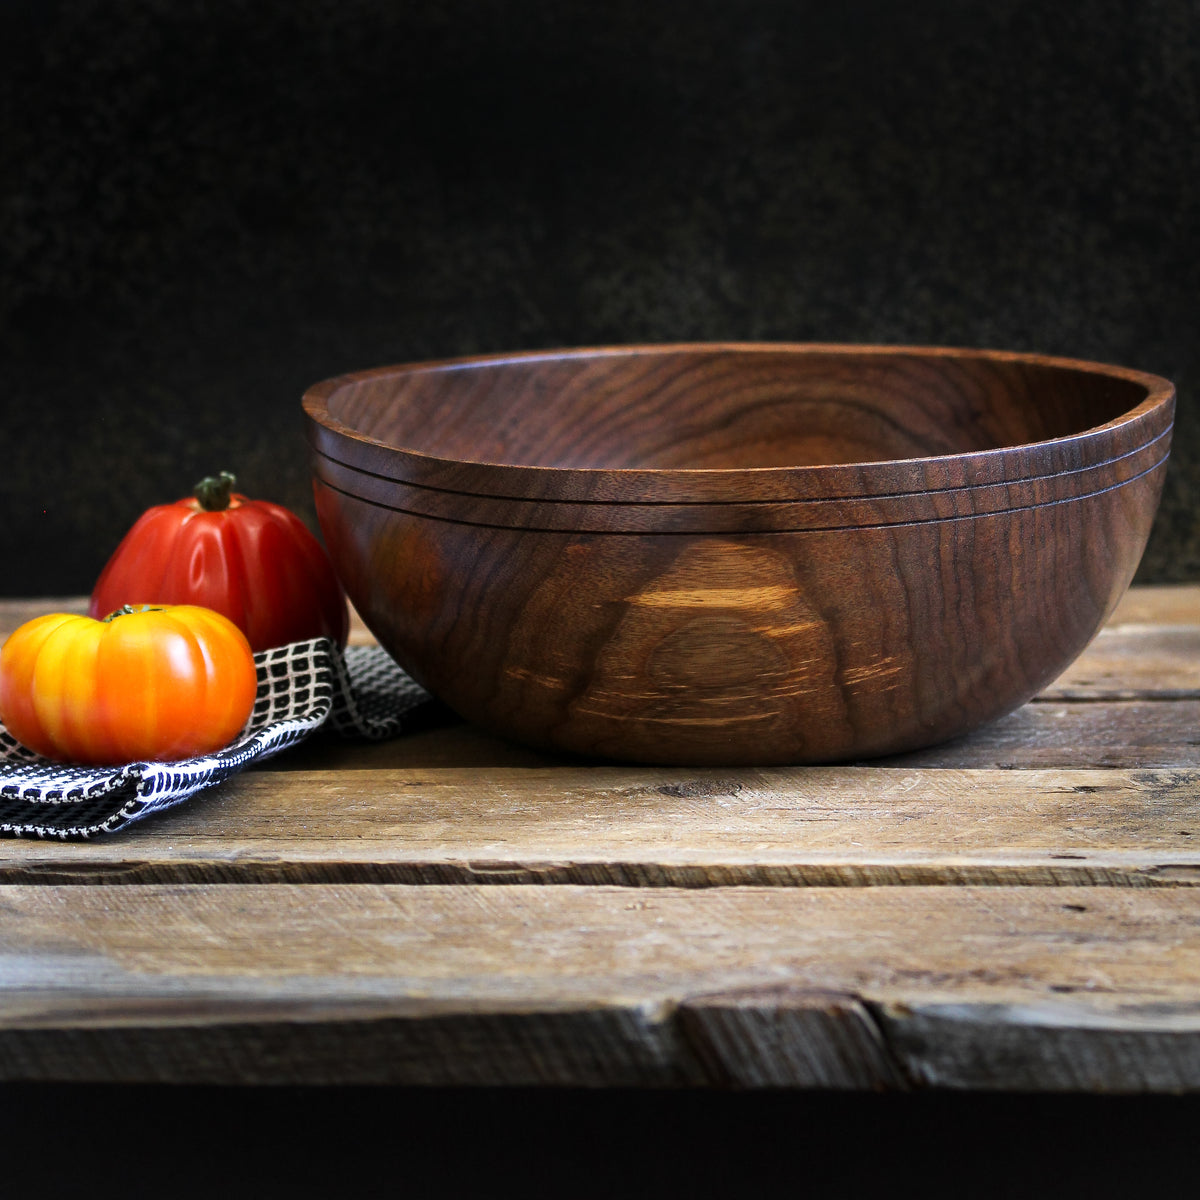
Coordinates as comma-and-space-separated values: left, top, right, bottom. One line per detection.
302, 342, 1175, 505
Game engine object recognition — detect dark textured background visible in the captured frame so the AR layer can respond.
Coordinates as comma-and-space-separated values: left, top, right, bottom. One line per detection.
3, 2, 1200, 1182
2, 0, 1197, 594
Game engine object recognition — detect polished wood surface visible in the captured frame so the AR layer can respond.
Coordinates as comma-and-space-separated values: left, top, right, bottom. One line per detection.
310, 428, 1169, 531
303, 344, 1173, 502
304, 345, 1173, 764
1, 586, 1198, 1089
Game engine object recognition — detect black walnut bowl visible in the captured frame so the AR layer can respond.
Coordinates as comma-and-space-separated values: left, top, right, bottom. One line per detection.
303, 344, 1174, 765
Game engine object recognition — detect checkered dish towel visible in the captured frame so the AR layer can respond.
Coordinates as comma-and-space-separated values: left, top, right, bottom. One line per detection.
0, 640, 432, 840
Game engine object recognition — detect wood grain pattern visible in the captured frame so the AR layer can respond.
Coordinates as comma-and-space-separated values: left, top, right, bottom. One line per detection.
4, 882, 1200, 1089
1044, 626, 1200, 698
304, 345, 1173, 501
311, 430, 1170, 533
0, 596, 90, 636
269, 697, 1200, 773
305, 345, 1174, 765
878, 700, 1200, 769
1108, 583, 1200, 625
3, 766, 1200, 888
1, 588, 1199, 1090
314, 472, 1168, 766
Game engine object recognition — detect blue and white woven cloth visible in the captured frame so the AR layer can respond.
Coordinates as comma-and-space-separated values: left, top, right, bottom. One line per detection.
0, 640, 432, 840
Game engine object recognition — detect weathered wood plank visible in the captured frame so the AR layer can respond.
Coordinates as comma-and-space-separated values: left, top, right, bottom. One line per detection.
347, 601, 373, 646
875, 1000, 1200, 1092
0, 1010, 702, 1087
677, 988, 906, 1089
1037, 585, 1200, 700
1042, 626, 1200, 699
1034, 585, 1200, 700
4, 883, 1200, 1089
1108, 584, 1200, 627
880, 700, 1200, 770
2, 767, 1199, 888
277, 719, 573, 770
3, 587, 1195, 1095
0, 597, 90, 637
278, 697, 1200, 773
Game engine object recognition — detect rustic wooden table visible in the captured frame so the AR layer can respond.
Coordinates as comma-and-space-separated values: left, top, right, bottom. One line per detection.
1, 585, 1198, 1091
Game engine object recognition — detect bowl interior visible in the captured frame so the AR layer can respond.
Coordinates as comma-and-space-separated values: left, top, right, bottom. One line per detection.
323, 346, 1150, 471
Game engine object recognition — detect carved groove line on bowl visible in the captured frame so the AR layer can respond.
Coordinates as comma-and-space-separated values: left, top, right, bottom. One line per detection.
310, 449, 1172, 537
305, 421, 1173, 508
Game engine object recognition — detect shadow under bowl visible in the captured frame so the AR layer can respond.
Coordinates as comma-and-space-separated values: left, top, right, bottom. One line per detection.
303, 343, 1174, 765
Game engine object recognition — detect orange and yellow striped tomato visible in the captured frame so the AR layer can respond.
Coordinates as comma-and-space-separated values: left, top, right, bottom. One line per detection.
0, 604, 258, 765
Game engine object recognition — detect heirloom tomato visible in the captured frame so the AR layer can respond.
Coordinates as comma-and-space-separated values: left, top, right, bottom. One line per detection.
89, 472, 349, 652
0, 604, 258, 765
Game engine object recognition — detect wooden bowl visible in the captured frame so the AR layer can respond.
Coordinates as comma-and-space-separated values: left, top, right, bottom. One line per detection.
303, 344, 1174, 765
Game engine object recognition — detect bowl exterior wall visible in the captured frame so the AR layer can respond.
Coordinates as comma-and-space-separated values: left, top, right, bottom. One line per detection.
312, 461, 1168, 765
311, 429, 1169, 534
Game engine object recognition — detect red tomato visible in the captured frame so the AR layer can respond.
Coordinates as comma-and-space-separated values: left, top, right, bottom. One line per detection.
0, 605, 258, 765
89, 472, 349, 652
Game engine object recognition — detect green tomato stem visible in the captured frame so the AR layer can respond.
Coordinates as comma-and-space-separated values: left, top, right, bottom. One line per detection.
194, 471, 236, 512
102, 604, 164, 621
